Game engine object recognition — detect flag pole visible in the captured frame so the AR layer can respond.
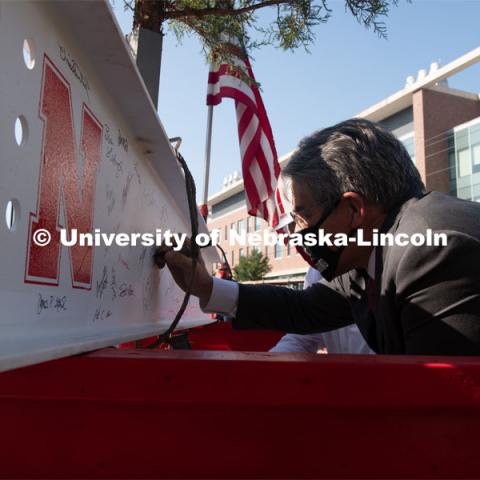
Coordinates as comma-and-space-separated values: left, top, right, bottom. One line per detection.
200, 104, 214, 221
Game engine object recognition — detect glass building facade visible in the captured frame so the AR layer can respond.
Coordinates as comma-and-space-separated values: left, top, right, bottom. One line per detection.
400, 133, 416, 164
449, 117, 480, 202
381, 107, 415, 164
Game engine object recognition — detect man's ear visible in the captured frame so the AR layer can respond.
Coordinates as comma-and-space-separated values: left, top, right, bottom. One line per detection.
342, 192, 366, 228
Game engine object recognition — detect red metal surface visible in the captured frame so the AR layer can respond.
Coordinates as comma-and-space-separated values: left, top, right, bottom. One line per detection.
187, 321, 284, 351
199, 203, 209, 219
0, 350, 480, 479
117, 322, 283, 351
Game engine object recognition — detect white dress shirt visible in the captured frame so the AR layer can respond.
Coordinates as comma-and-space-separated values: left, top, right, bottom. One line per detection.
269, 267, 374, 354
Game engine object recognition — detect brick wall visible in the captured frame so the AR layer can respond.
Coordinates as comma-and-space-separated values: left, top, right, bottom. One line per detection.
208, 205, 307, 279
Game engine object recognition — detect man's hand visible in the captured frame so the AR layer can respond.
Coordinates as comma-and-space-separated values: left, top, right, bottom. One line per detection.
154, 240, 213, 308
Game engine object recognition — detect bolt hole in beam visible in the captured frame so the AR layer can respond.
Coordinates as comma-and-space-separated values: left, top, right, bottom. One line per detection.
14, 116, 28, 147
23, 38, 36, 70
5, 200, 20, 232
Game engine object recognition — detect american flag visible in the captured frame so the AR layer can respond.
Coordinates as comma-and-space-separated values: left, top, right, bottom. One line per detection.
206, 44, 286, 229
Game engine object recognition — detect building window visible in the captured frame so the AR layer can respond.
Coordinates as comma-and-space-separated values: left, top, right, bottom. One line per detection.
231, 251, 235, 265
255, 217, 261, 231
473, 143, 480, 174
274, 242, 282, 258
458, 148, 472, 177
239, 248, 244, 258
448, 149, 457, 181
450, 117, 480, 201
237, 219, 245, 234
400, 133, 415, 164
247, 216, 254, 233
264, 246, 268, 257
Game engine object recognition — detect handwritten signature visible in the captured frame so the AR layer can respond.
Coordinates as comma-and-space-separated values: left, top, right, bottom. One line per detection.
104, 125, 123, 177
118, 130, 128, 152
96, 266, 109, 299
122, 173, 134, 207
119, 283, 135, 298
59, 44, 90, 99
95, 265, 135, 301
37, 294, 67, 315
93, 307, 112, 322
106, 185, 116, 216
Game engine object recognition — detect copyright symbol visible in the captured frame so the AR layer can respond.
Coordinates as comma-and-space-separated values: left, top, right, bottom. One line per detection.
33, 229, 51, 247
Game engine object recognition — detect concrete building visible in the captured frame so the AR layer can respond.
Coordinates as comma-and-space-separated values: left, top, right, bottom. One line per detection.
207, 47, 480, 283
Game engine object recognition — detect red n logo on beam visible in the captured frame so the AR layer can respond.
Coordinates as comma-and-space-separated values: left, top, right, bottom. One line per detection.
25, 56, 102, 289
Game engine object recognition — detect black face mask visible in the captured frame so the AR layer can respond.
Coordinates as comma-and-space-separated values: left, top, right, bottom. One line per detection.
297, 199, 344, 282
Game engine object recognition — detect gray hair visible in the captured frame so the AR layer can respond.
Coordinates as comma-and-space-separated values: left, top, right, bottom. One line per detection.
282, 118, 425, 211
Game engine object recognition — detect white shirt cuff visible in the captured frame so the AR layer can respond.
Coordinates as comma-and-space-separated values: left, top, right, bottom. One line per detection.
202, 278, 239, 316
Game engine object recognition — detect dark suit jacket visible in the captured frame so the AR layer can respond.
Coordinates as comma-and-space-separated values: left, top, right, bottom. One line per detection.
233, 192, 480, 354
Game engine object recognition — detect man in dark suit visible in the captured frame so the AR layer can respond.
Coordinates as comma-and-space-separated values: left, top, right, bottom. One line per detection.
156, 119, 480, 355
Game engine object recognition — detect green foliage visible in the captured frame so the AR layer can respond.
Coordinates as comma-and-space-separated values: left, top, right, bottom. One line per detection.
233, 249, 271, 281
125, 0, 402, 68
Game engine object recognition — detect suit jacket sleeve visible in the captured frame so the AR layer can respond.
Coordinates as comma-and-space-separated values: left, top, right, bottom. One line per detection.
233, 277, 354, 334
395, 231, 480, 354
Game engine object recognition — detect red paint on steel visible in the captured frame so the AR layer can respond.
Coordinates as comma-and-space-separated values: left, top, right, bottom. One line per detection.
199, 203, 209, 219
188, 321, 284, 351
118, 322, 283, 351
0, 350, 480, 478
25, 55, 102, 289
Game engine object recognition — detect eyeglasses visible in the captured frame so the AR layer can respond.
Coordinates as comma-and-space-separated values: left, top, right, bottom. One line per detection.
292, 198, 340, 232
289, 210, 309, 230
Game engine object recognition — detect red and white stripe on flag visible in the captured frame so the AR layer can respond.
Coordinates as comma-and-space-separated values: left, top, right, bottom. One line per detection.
206, 46, 285, 228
